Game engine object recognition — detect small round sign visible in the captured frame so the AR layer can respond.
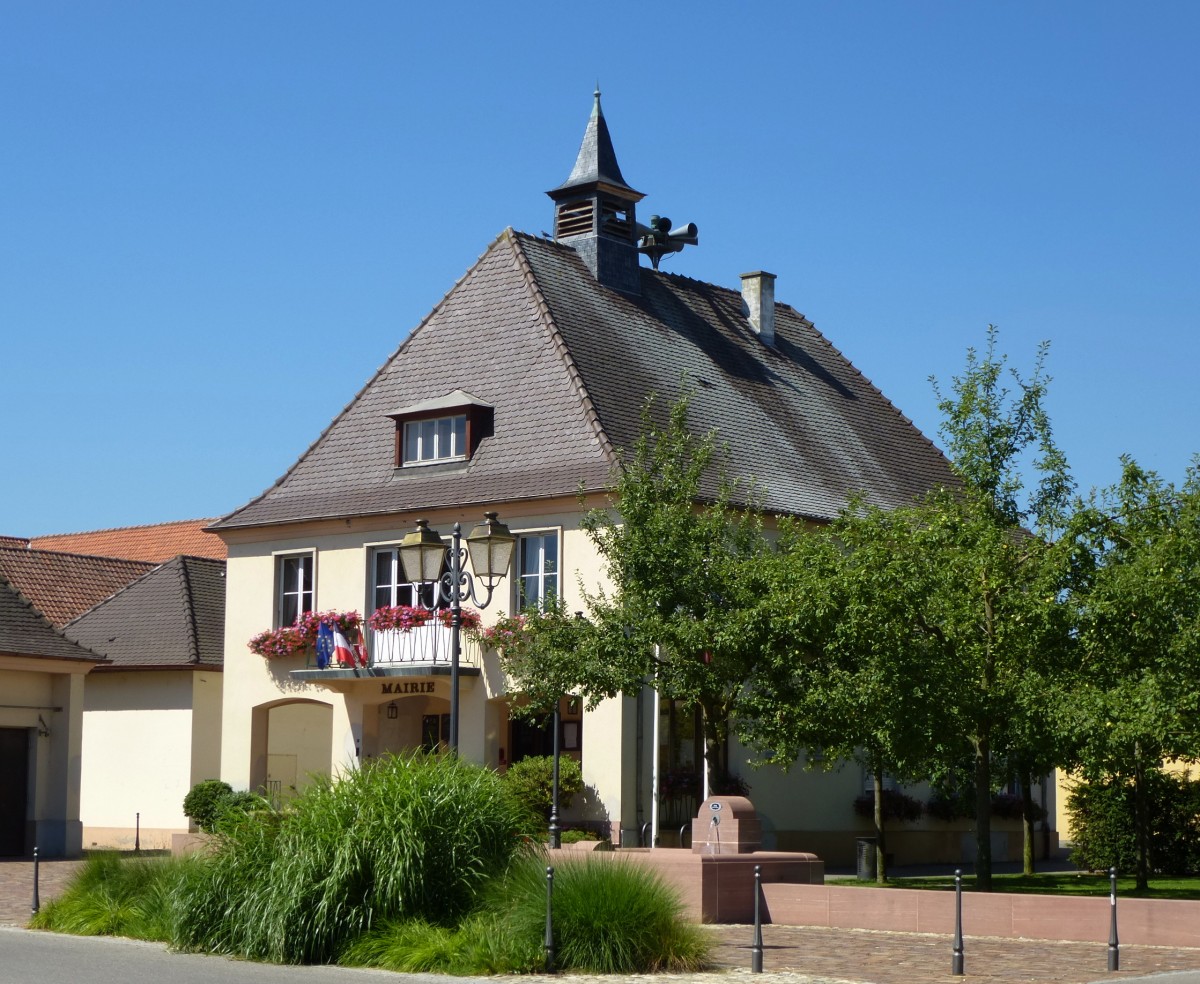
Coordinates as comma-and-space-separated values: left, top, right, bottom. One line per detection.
710, 801, 722, 811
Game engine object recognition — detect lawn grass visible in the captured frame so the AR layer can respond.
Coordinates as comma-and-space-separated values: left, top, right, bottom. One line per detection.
828, 871, 1200, 900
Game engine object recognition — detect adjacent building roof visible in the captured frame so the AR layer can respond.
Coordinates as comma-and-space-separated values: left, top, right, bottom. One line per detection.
29, 519, 226, 562
213, 227, 954, 533
64, 556, 225, 670
0, 574, 106, 663
0, 548, 155, 627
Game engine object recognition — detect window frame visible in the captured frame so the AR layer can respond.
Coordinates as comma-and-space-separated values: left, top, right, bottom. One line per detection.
401, 413, 468, 466
515, 530, 561, 612
369, 545, 439, 612
275, 551, 315, 628
387, 395, 493, 469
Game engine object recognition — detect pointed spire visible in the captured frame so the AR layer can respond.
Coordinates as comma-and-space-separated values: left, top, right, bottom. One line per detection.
553, 86, 640, 197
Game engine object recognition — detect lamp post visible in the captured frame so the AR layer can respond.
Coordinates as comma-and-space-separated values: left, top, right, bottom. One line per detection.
399, 512, 515, 752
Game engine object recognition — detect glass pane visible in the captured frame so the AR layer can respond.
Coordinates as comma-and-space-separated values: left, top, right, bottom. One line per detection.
436, 417, 451, 458
521, 538, 541, 578
404, 423, 419, 463
453, 415, 466, 455
299, 556, 313, 592
542, 535, 558, 575
420, 420, 435, 460
281, 594, 299, 628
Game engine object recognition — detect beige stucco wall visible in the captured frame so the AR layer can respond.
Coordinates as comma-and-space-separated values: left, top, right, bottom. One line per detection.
1, 660, 90, 857
81, 672, 193, 849
217, 499, 624, 801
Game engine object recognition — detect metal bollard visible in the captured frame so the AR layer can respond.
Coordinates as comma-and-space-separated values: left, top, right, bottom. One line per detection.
1108, 867, 1119, 971
31, 846, 40, 916
751, 864, 764, 973
544, 865, 556, 973
951, 868, 964, 975
135, 812, 141, 853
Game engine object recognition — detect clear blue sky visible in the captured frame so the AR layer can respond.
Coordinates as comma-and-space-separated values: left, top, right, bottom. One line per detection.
4, 2, 1198, 536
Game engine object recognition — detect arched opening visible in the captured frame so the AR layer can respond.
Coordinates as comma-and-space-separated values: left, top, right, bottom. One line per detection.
249, 699, 333, 806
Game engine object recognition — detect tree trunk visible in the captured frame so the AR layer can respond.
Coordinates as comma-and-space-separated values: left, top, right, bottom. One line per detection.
974, 738, 993, 891
873, 759, 888, 885
1134, 743, 1149, 892
1020, 768, 1036, 876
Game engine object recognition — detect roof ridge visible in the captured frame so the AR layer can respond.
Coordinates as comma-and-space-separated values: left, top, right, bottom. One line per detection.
1, 572, 108, 661
210, 230, 515, 531
505, 230, 620, 474
32, 518, 219, 538
177, 557, 202, 665
0, 545, 157, 569
60, 555, 184, 630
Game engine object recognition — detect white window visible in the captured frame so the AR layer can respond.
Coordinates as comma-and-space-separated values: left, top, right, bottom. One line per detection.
402, 414, 467, 465
372, 547, 438, 611
277, 553, 314, 627
517, 532, 559, 611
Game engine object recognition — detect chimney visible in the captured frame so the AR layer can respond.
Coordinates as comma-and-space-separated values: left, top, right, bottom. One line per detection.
740, 271, 777, 346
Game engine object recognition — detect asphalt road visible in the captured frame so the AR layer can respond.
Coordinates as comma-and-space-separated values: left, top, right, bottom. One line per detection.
6, 926, 1200, 984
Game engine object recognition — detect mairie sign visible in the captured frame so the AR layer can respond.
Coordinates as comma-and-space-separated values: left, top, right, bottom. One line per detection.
380, 681, 437, 695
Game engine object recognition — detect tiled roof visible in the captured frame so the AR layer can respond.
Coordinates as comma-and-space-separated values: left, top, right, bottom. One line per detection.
213, 231, 615, 530
30, 519, 226, 562
65, 556, 225, 669
0, 536, 30, 549
213, 229, 955, 531
518, 235, 955, 518
0, 548, 154, 627
0, 573, 106, 663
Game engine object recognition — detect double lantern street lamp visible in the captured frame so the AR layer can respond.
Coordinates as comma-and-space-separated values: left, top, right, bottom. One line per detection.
398, 511, 516, 752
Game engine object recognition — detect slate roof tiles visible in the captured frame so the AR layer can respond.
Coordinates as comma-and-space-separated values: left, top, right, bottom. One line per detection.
213, 229, 956, 532
64, 556, 226, 669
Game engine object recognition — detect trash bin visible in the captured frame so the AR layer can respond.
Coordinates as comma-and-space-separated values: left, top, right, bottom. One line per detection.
856, 837, 877, 881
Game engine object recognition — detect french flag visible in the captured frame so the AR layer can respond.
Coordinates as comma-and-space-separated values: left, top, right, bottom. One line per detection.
316, 623, 363, 668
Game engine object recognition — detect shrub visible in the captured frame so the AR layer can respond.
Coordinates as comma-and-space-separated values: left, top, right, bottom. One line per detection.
854, 789, 924, 822
1067, 770, 1200, 875
183, 780, 235, 833
560, 828, 602, 844
496, 855, 709, 973
501, 755, 585, 826
172, 751, 527, 963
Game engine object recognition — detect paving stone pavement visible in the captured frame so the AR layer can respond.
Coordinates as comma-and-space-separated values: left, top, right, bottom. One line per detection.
4, 860, 1200, 983
0, 860, 84, 926
702, 924, 1200, 983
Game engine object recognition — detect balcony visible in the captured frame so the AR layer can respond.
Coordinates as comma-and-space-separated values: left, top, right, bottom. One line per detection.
369, 624, 482, 670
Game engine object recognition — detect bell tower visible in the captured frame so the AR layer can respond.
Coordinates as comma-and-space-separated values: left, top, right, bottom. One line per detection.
547, 89, 644, 295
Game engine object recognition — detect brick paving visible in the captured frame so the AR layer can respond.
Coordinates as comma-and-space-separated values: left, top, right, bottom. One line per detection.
704, 924, 1200, 983
4, 860, 1200, 983
0, 859, 84, 926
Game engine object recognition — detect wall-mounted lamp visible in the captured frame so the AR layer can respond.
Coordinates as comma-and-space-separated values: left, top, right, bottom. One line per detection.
37, 715, 51, 738
387, 702, 398, 720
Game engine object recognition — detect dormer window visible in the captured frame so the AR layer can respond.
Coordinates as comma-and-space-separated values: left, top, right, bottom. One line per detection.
404, 414, 467, 464
386, 389, 493, 468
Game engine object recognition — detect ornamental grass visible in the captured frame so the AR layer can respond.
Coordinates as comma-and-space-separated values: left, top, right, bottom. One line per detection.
172, 750, 526, 964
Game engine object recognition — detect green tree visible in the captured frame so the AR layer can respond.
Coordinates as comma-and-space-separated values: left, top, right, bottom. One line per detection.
576, 395, 771, 790
747, 328, 1076, 889
497, 394, 770, 793
1065, 459, 1200, 889
742, 503, 950, 883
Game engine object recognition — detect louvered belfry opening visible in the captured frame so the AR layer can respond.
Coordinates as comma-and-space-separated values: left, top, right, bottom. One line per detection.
547, 88, 644, 295
555, 198, 593, 239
